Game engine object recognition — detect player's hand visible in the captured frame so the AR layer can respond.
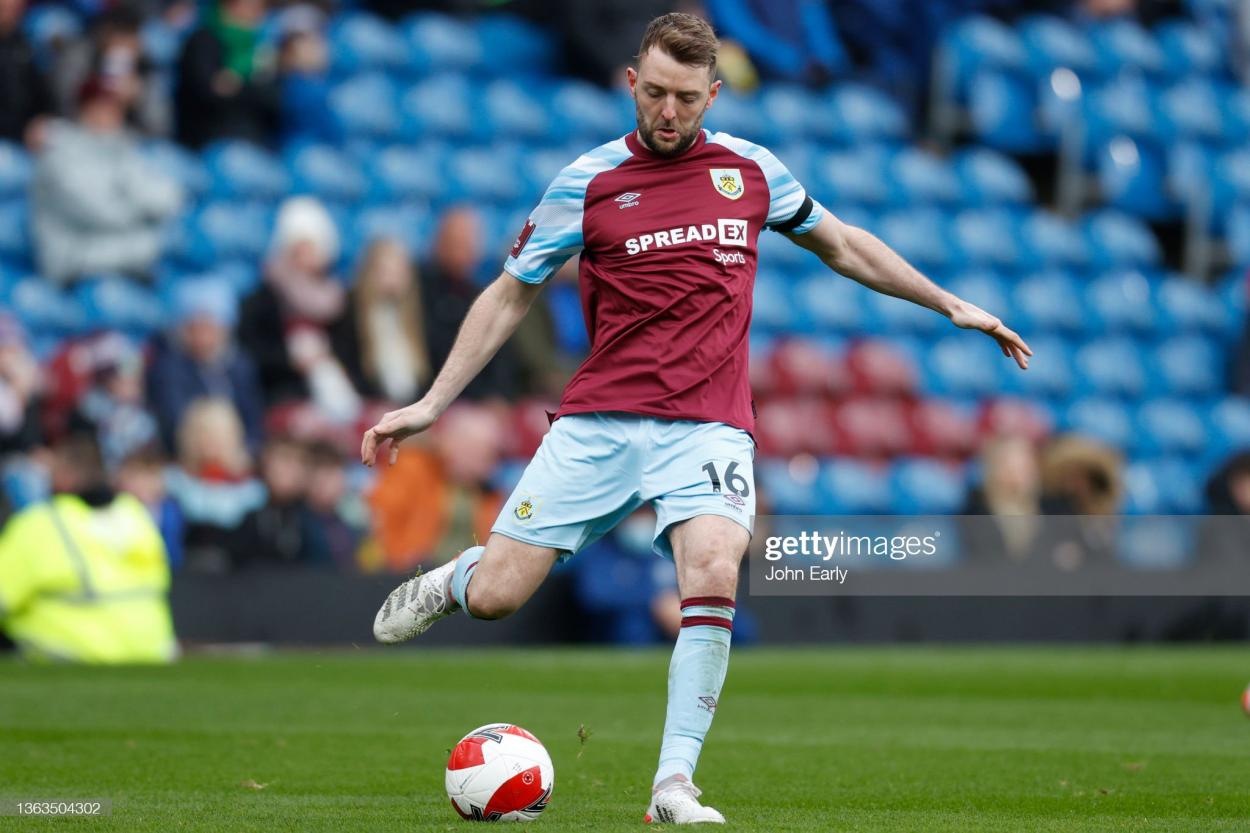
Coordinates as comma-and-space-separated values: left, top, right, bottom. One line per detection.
361, 401, 440, 466
949, 300, 1033, 370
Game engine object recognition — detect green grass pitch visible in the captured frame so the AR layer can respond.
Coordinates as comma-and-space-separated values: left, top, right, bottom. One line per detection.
3, 646, 1249, 831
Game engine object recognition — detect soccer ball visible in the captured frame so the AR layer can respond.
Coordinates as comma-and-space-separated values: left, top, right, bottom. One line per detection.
445, 723, 554, 822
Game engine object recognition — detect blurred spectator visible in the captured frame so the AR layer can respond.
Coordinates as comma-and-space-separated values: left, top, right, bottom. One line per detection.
1041, 435, 1123, 515
363, 403, 504, 572
232, 435, 329, 567
0, 315, 42, 457
423, 207, 519, 402
148, 279, 265, 454
961, 434, 1044, 563
0, 433, 176, 663
330, 238, 431, 406
0, 0, 53, 146
52, 5, 169, 136
706, 0, 848, 87
66, 334, 159, 470
241, 197, 360, 422
115, 444, 184, 570
276, 5, 338, 145
305, 440, 364, 570
30, 75, 183, 284
555, 0, 674, 87
175, 0, 279, 148
1196, 450, 1250, 566
164, 397, 264, 572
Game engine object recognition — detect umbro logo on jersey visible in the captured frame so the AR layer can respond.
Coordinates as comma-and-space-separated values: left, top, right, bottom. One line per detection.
624, 219, 748, 255
615, 192, 642, 209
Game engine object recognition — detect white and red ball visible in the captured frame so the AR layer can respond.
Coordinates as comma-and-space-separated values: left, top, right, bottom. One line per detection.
445, 723, 554, 822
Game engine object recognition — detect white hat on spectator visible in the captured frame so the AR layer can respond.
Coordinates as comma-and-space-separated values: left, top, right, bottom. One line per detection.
270, 196, 340, 266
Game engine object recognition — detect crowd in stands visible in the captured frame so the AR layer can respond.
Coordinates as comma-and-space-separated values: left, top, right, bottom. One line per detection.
2, 0, 1250, 618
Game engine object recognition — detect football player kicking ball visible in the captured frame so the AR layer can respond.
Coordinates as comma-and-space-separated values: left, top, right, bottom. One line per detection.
363, 12, 1031, 825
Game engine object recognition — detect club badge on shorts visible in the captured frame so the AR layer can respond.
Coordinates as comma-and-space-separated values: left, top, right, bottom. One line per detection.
709, 168, 744, 200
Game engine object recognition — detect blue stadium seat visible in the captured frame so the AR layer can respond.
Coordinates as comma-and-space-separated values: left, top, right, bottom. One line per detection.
475, 14, 557, 77
203, 142, 290, 201
1064, 397, 1135, 451
329, 13, 409, 75
762, 85, 833, 143
1209, 397, 1250, 458
1019, 210, 1091, 270
1085, 270, 1156, 334
925, 334, 1003, 397
73, 277, 166, 336
1116, 518, 1196, 567
954, 147, 1034, 206
1088, 19, 1166, 77
367, 143, 446, 203
1083, 210, 1162, 268
753, 270, 801, 332
403, 13, 482, 75
400, 73, 481, 142
1156, 20, 1223, 78
21, 5, 81, 63
1095, 136, 1178, 221
1012, 270, 1086, 334
1008, 335, 1074, 400
889, 459, 967, 515
1017, 15, 1099, 79
866, 288, 944, 335
482, 79, 554, 142
0, 142, 32, 199
196, 201, 273, 261
329, 73, 401, 140
1073, 337, 1149, 399
1153, 334, 1222, 398
549, 81, 629, 141
757, 459, 824, 515
937, 16, 1027, 103
1156, 275, 1234, 335
877, 208, 951, 269
757, 220, 816, 270
1136, 399, 1208, 456
824, 84, 908, 145
350, 202, 433, 262
816, 146, 891, 206
704, 90, 773, 146
890, 147, 961, 205
8, 277, 88, 335
1227, 202, 1250, 267
794, 271, 875, 334
0, 200, 31, 266
945, 270, 1012, 321
1156, 78, 1225, 143
447, 144, 527, 204
286, 144, 368, 203
819, 459, 892, 514
140, 140, 211, 199
1080, 76, 1158, 165
950, 208, 1024, 270
968, 69, 1046, 152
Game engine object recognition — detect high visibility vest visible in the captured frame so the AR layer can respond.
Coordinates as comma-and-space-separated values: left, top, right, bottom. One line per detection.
0, 493, 176, 663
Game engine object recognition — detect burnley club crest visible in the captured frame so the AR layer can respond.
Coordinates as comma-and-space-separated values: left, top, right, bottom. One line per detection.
709, 168, 744, 200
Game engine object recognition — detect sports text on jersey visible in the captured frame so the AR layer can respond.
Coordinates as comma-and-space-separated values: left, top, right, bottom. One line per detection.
624, 219, 748, 255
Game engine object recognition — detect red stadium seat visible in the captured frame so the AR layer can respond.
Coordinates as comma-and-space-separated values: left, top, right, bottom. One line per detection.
834, 397, 915, 458
845, 338, 919, 396
756, 398, 841, 456
977, 398, 1053, 443
910, 399, 980, 459
764, 339, 850, 397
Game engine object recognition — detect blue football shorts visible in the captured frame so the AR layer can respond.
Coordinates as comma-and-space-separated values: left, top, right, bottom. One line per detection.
491, 412, 756, 559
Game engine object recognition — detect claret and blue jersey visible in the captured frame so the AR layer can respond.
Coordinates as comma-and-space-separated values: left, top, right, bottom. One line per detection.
504, 128, 825, 433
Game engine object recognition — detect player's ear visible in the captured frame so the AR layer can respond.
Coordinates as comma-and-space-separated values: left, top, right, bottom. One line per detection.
705, 78, 721, 110
626, 66, 638, 95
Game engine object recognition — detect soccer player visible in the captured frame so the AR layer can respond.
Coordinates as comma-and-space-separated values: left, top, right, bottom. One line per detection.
363, 12, 1031, 824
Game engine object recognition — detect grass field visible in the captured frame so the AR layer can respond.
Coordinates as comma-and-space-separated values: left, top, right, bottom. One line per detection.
3, 646, 1250, 832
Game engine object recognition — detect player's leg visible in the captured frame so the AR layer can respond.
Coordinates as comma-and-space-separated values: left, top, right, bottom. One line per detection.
449, 533, 558, 619
643, 420, 755, 824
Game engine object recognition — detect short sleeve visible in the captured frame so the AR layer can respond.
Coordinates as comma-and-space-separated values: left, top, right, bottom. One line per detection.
707, 132, 825, 235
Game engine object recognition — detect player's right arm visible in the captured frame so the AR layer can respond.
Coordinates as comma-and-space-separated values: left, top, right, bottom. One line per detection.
361, 273, 543, 466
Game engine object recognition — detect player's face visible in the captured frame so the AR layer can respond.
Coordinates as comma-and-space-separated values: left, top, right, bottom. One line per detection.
628, 48, 720, 158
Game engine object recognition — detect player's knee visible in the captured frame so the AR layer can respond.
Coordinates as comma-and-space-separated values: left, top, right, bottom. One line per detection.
465, 584, 520, 620
680, 549, 740, 597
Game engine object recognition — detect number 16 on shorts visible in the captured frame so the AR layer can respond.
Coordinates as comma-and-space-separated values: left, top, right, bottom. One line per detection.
701, 458, 752, 514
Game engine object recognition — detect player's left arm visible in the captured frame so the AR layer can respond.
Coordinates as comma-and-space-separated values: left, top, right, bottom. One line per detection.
785, 213, 1032, 370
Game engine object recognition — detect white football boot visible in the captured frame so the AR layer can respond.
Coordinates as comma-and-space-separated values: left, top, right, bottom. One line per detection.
645, 776, 725, 824
372, 559, 459, 644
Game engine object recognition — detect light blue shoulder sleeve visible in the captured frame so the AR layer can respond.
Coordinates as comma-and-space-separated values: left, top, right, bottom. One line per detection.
707, 131, 825, 234
503, 138, 632, 284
